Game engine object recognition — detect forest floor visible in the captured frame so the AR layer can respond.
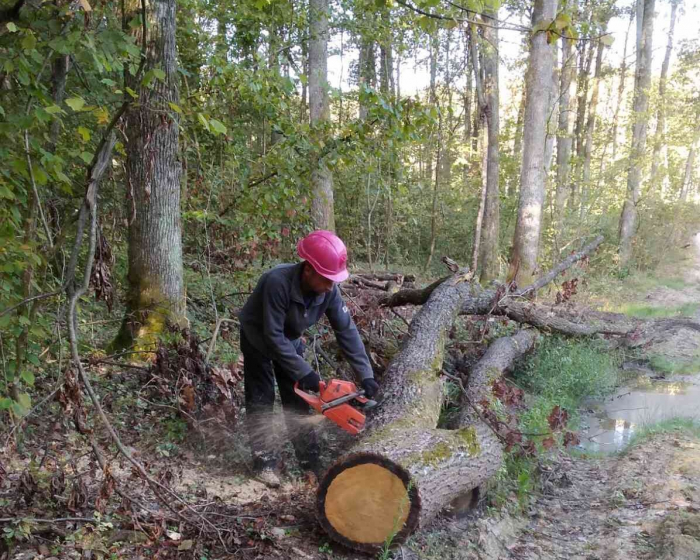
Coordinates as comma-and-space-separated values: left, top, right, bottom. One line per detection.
2, 236, 700, 560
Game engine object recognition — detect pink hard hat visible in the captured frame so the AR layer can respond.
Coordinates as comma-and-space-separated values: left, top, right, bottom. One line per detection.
297, 230, 350, 282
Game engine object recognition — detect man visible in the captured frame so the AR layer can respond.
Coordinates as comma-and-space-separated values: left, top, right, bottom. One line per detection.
238, 230, 379, 487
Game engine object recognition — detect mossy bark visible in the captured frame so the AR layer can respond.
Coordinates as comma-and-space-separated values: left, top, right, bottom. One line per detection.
317, 272, 504, 551
112, 0, 186, 353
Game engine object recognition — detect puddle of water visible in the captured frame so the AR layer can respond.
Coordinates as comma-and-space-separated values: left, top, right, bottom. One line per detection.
579, 375, 700, 453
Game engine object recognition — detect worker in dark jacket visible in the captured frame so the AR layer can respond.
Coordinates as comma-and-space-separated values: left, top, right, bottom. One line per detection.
239, 230, 379, 487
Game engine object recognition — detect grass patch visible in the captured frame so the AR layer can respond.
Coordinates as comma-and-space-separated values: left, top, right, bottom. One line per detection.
648, 355, 700, 375
514, 336, 621, 435
620, 302, 700, 319
626, 417, 700, 450
487, 337, 621, 511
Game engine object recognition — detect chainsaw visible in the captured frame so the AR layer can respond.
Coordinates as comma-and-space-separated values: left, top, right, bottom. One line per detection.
294, 379, 377, 435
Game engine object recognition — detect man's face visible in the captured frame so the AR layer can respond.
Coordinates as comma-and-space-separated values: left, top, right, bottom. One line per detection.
302, 263, 334, 294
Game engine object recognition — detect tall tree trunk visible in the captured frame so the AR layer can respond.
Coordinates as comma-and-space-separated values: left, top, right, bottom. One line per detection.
619, 0, 655, 267
510, 88, 526, 198
358, 32, 376, 121
681, 122, 700, 202
478, 13, 500, 282
581, 34, 605, 212
570, 34, 593, 210
424, 32, 439, 269
301, 40, 308, 123
309, 0, 335, 230
379, 10, 394, 98
507, 0, 559, 286
116, 0, 186, 351
649, 0, 678, 192
554, 2, 576, 226
611, 11, 634, 161
544, 53, 559, 175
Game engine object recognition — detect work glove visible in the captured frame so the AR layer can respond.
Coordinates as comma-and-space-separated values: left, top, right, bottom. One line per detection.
361, 378, 380, 398
298, 371, 321, 392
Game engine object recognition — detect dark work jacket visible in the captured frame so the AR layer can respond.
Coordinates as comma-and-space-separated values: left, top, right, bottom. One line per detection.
238, 262, 373, 382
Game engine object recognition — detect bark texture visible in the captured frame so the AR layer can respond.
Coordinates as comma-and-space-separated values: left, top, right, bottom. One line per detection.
318, 272, 503, 551
309, 0, 335, 230
118, 0, 186, 349
619, 0, 655, 267
681, 121, 700, 202
478, 13, 500, 283
507, 0, 559, 287
649, 0, 678, 191
555, 16, 576, 226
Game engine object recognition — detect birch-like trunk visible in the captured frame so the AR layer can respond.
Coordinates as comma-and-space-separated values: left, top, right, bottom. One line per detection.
117, 0, 186, 350
478, 14, 500, 282
619, 0, 655, 267
649, 0, 678, 192
507, 0, 559, 286
554, 1, 577, 227
309, 0, 335, 230
581, 34, 606, 210
681, 122, 700, 202
611, 12, 634, 161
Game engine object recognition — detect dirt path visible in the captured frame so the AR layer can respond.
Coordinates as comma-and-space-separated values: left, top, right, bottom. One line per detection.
402, 234, 700, 560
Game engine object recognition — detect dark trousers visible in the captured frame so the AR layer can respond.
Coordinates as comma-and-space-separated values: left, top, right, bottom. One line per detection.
241, 332, 320, 472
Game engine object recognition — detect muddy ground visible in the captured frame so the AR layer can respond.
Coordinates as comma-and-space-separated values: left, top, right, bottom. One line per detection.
2, 235, 700, 560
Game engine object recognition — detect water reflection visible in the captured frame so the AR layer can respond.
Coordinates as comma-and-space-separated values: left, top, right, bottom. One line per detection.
580, 376, 700, 453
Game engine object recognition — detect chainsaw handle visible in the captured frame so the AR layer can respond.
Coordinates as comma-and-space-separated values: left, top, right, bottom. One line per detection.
294, 380, 326, 395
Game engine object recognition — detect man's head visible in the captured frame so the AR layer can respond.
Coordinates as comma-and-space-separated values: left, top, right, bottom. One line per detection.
297, 230, 349, 294
301, 261, 335, 294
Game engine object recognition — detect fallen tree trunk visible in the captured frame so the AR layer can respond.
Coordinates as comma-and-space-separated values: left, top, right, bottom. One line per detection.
315, 272, 535, 552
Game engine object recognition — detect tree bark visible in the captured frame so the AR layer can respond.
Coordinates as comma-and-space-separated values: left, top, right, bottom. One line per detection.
507, 0, 559, 287
478, 10, 500, 283
612, 11, 634, 161
317, 271, 503, 552
619, 0, 655, 268
554, 0, 577, 226
116, 0, 186, 351
510, 87, 526, 198
581, 34, 606, 212
649, 0, 678, 192
309, 0, 335, 230
681, 121, 700, 202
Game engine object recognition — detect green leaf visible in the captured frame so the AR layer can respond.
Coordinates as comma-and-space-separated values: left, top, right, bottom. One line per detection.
197, 113, 210, 131
152, 68, 166, 80
80, 152, 93, 164
0, 398, 13, 411
125, 87, 138, 99
600, 34, 614, 47
45, 105, 64, 115
209, 118, 227, 135
15, 393, 31, 412
168, 102, 183, 114
65, 97, 86, 111
20, 369, 35, 385
21, 33, 37, 51
6, 22, 18, 32
77, 126, 91, 142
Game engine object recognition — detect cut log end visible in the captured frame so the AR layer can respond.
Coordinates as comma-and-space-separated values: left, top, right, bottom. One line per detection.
316, 453, 421, 553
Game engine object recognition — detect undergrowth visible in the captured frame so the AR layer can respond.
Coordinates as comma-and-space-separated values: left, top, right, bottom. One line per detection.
619, 302, 700, 319
626, 418, 700, 449
489, 336, 621, 512
648, 354, 700, 375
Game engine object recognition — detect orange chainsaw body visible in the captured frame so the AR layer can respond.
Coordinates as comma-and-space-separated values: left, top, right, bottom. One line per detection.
294, 379, 371, 435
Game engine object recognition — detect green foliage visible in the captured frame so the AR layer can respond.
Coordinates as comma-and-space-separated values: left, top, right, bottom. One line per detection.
620, 302, 700, 319
626, 418, 700, 449
515, 336, 620, 433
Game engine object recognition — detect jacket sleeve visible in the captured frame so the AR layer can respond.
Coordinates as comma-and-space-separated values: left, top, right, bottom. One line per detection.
262, 275, 314, 381
325, 287, 374, 381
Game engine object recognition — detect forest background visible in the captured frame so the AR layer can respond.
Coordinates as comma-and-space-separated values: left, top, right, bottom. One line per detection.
1, 0, 700, 459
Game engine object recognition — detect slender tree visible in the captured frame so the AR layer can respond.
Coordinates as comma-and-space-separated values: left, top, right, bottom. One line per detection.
309, 0, 335, 229
507, 0, 559, 286
619, 0, 656, 267
554, 0, 577, 227
116, 0, 186, 349
649, 0, 679, 191
681, 120, 700, 202
478, 14, 501, 282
